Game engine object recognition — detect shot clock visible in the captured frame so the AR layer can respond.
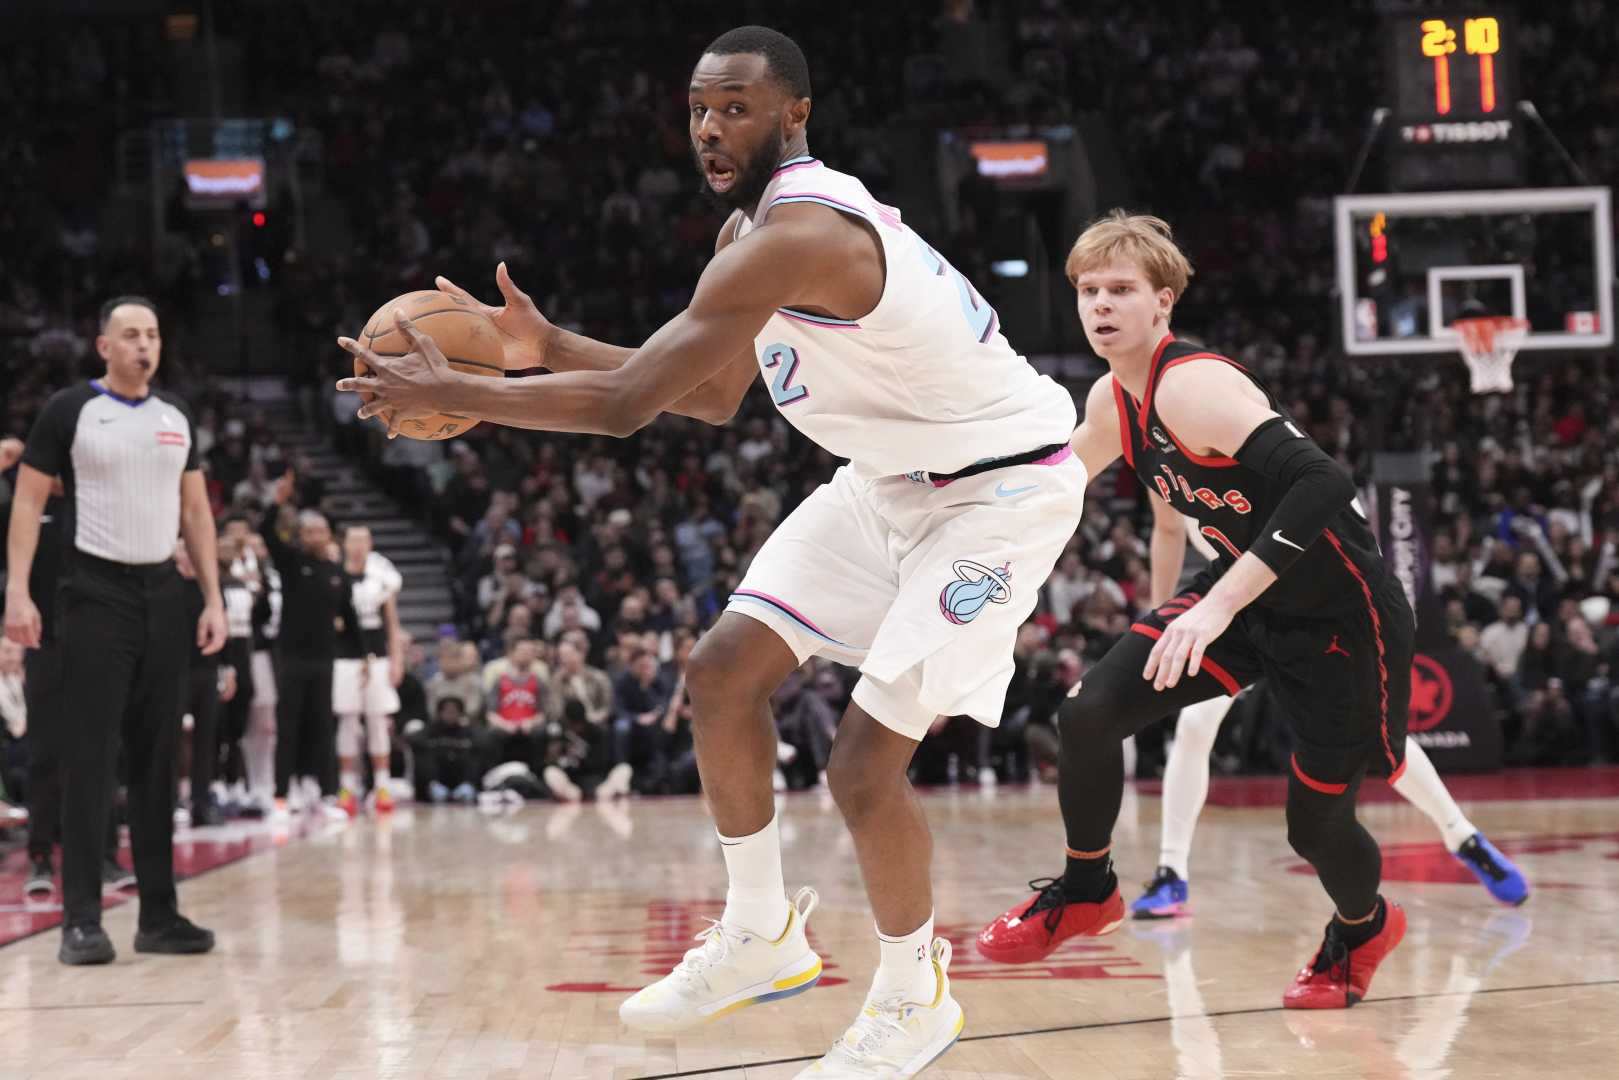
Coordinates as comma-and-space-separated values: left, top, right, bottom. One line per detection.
1386, 10, 1523, 189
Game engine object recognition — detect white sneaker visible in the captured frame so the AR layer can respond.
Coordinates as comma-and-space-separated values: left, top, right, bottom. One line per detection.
597, 762, 633, 799
619, 886, 822, 1033
319, 798, 350, 822
773, 768, 789, 793
795, 938, 964, 1079
977, 767, 997, 789
544, 766, 583, 803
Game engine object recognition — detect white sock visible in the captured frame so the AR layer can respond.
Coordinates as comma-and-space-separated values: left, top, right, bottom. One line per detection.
718, 814, 789, 936
1158, 696, 1232, 878
374, 766, 391, 785
871, 913, 937, 1002
1392, 737, 1476, 851
341, 769, 361, 793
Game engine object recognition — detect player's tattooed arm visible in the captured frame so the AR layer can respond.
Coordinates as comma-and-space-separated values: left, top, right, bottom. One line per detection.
340, 212, 845, 437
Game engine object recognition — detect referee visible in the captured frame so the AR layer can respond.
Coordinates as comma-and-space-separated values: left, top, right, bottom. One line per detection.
3, 296, 224, 966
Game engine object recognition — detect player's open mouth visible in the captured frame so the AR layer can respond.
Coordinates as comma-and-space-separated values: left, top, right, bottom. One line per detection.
1092, 323, 1118, 338
703, 156, 738, 192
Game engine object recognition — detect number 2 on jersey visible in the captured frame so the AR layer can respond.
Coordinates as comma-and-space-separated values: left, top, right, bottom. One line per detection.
761, 343, 809, 406
917, 238, 998, 344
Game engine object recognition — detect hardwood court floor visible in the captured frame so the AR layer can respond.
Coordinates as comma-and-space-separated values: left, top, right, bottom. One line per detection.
4, 776, 1618, 1079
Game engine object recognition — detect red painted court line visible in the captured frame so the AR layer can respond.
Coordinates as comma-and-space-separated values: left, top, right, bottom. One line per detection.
1137, 766, 1619, 808
0, 817, 329, 949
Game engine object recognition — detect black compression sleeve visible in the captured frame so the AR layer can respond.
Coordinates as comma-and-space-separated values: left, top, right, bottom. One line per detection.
1236, 415, 1357, 574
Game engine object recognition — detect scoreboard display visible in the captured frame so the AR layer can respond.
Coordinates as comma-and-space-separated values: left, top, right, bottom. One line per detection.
1386, 11, 1523, 189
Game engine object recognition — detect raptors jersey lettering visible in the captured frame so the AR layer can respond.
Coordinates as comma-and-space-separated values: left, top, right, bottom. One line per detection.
1114, 336, 1389, 617
493, 672, 541, 731
732, 158, 1075, 476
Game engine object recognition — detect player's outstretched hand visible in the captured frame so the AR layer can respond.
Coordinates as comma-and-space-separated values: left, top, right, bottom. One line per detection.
1142, 596, 1235, 691
435, 261, 554, 371
336, 310, 459, 439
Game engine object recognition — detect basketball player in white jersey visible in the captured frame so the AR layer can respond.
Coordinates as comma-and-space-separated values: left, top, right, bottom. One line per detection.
332, 525, 404, 815
339, 25, 1083, 1077
1129, 503, 1528, 918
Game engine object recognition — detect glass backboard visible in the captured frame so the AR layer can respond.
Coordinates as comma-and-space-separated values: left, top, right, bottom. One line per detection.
1335, 186, 1612, 355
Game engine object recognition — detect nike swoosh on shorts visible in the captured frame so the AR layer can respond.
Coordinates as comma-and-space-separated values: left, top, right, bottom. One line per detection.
995, 482, 1039, 498
1273, 530, 1305, 552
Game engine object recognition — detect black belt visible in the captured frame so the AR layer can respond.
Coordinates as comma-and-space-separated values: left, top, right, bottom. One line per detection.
73, 550, 176, 582
908, 442, 1069, 486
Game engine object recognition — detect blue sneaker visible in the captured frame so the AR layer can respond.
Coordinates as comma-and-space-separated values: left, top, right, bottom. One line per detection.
1130, 866, 1190, 920
428, 781, 450, 804
451, 782, 477, 804
1453, 833, 1529, 906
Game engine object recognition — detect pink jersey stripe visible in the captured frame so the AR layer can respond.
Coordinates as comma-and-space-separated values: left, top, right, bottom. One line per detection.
731, 589, 842, 643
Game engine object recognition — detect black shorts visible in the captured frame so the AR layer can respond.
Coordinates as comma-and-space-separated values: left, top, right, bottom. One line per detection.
1132, 569, 1413, 793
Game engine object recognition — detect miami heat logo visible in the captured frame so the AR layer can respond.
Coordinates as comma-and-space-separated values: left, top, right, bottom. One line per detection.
939, 560, 1013, 625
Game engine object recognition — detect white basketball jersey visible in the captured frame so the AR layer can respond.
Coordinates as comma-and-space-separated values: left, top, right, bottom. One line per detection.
733, 157, 1076, 476
353, 551, 403, 632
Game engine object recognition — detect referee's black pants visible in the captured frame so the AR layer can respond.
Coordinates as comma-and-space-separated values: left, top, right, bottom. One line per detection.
24, 642, 119, 864
58, 556, 187, 930
275, 655, 336, 798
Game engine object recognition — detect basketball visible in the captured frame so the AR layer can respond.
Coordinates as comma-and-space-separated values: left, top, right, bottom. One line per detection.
354, 290, 505, 441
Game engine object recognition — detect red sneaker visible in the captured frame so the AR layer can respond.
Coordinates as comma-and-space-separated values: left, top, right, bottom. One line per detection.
976, 877, 1125, 964
1283, 899, 1406, 1009
337, 788, 360, 818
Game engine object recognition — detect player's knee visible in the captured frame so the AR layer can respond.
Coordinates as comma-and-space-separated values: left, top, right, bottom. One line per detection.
1057, 681, 1129, 747
1286, 807, 1339, 863
828, 751, 880, 829
684, 636, 726, 700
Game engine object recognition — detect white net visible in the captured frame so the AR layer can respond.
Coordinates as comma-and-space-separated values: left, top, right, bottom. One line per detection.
1454, 316, 1528, 394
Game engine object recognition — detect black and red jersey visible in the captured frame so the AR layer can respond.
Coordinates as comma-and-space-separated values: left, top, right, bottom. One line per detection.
1111, 336, 1390, 618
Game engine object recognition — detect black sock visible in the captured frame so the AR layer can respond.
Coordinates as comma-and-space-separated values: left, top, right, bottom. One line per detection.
1061, 854, 1117, 903
1333, 896, 1386, 951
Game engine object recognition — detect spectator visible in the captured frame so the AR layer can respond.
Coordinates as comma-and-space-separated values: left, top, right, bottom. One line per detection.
549, 636, 614, 732
407, 695, 479, 803
613, 647, 678, 793
474, 635, 553, 793
770, 666, 837, 791
1479, 593, 1532, 679
427, 640, 484, 720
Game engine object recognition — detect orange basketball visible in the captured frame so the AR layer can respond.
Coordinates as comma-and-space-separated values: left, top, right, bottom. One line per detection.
354, 290, 505, 441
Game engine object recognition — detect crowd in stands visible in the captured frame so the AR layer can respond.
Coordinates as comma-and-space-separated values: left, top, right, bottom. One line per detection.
4, 2, 1619, 817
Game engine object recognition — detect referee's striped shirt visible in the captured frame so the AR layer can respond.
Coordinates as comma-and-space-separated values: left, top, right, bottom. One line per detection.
21, 380, 199, 565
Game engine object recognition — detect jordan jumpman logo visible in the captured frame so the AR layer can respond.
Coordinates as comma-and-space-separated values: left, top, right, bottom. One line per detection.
1324, 635, 1350, 658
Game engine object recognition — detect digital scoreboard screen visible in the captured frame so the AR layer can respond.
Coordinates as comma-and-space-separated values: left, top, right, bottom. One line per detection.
1386, 11, 1522, 189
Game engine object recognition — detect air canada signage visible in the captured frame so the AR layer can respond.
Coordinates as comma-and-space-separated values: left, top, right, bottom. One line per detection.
1408, 647, 1500, 770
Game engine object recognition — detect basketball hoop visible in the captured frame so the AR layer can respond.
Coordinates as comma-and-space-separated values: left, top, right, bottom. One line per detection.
1452, 315, 1528, 394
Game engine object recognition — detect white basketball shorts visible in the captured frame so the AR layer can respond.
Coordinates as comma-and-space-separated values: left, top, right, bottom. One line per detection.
332, 656, 401, 717
727, 449, 1086, 740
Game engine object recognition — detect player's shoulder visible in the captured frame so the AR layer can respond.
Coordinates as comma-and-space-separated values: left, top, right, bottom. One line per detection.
1084, 371, 1121, 412
715, 210, 745, 254
1154, 346, 1255, 406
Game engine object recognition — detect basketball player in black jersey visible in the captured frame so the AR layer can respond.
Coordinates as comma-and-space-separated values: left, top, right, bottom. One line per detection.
977, 212, 1410, 1008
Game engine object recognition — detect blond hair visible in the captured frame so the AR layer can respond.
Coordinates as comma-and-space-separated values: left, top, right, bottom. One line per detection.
1065, 210, 1193, 299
